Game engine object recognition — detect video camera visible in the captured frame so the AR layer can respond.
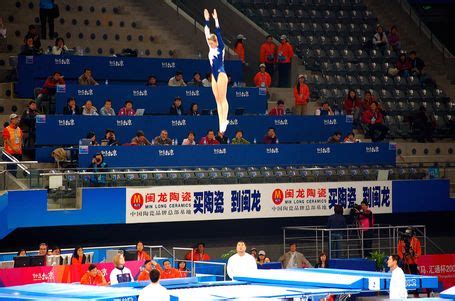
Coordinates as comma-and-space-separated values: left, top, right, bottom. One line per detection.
398, 227, 415, 256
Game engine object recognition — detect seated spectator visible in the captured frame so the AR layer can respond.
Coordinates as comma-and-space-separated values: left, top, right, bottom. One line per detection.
257, 250, 271, 266
216, 131, 228, 144
253, 63, 272, 91
99, 99, 116, 116
178, 261, 189, 278
268, 100, 286, 116
327, 131, 342, 143
138, 259, 163, 281
315, 101, 334, 116
411, 105, 434, 143
185, 243, 211, 261
388, 26, 401, 53
78, 68, 98, 86
50, 246, 63, 265
231, 130, 250, 144
80, 264, 108, 286
17, 249, 27, 256
110, 253, 134, 284
38, 243, 48, 256
37, 71, 65, 114
153, 130, 172, 145
146, 75, 157, 87
63, 97, 81, 115
344, 132, 359, 143
250, 248, 258, 261
102, 129, 120, 146
24, 24, 41, 49
199, 129, 220, 145
409, 50, 425, 78
182, 131, 196, 145
202, 72, 212, 87
315, 252, 329, 268
279, 242, 312, 269
52, 37, 69, 55
293, 74, 310, 115
168, 71, 186, 87
71, 246, 87, 264
169, 97, 184, 116
396, 53, 412, 77
188, 103, 200, 116
188, 72, 203, 86
343, 90, 362, 116
362, 91, 378, 111
118, 100, 136, 116
136, 241, 151, 261
20, 100, 40, 147
160, 260, 181, 279
373, 25, 388, 55
85, 131, 99, 146
263, 127, 278, 144
362, 101, 388, 142
20, 37, 40, 55
82, 100, 99, 116
88, 153, 107, 186
131, 130, 152, 146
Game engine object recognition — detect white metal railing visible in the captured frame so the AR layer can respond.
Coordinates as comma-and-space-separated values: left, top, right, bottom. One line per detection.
1, 149, 34, 176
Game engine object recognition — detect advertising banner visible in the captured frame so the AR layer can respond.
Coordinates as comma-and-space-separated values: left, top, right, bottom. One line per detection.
419, 254, 455, 289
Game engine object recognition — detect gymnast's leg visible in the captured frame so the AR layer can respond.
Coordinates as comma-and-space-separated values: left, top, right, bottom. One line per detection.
215, 72, 229, 133
211, 75, 223, 131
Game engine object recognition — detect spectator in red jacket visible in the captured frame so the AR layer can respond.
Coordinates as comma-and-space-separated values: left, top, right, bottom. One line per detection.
343, 90, 361, 115
37, 71, 65, 114
234, 34, 246, 64
263, 127, 278, 144
160, 260, 181, 280
136, 241, 151, 261
277, 35, 294, 87
396, 53, 412, 78
362, 101, 388, 142
118, 100, 136, 116
268, 100, 286, 116
362, 91, 376, 111
253, 64, 272, 91
185, 243, 211, 261
388, 25, 401, 53
137, 260, 163, 281
80, 264, 108, 286
260, 35, 276, 77
178, 261, 189, 278
293, 74, 310, 115
199, 129, 220, 145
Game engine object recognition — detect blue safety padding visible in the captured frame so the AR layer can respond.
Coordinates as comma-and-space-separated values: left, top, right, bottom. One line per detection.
328, 258, 376, 271
440, 286, 455, 299
258, 262, 282, 269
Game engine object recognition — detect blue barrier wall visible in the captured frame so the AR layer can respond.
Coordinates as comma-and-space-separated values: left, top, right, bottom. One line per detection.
17, 55, 243, 98
35, 115, 353, 146
56, 85, 266, 115
78, 143, 396, 168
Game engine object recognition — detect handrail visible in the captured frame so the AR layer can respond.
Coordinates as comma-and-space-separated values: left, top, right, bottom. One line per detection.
1, 149, 31, 176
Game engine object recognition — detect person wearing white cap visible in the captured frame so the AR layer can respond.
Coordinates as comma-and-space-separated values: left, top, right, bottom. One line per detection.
234, 34, 246, 64
277, 35, 294, 87
253, 63, 271, 92
257, 250, 271, 265
2, 113, 23, 177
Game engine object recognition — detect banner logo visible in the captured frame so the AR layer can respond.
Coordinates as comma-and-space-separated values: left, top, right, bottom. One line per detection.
130, 193, 144, 210
272, 189, 284, 205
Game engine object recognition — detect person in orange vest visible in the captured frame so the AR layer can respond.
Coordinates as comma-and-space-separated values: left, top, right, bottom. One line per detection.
178, 261, 190, 278
276, 35, 294, 87
160, 260, 181, 280
260, 35, 276, 79
2, 114, 23, 177
136, 241, 151, 261
185, 242, 211, 261
80, 264, 108, 286
253, 63, 272, 92
234, 34, 246, 64
293, 74, 310, 115
137, 259, 163, 281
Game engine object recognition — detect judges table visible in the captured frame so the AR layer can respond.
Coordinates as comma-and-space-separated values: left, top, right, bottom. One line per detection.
56, 85, 266, 115
16, 55, 243, 98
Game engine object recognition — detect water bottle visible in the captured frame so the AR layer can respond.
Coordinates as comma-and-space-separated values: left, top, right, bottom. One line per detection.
210, 110, 213, 116
227, 138, 230, 144
174, 138, 178, 145
265, 109, 268, 116
253, 138, 257, 144
105, 79, 109, 85
276, 138, 279, 144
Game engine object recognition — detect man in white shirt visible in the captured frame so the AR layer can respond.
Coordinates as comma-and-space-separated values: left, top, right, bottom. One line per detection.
138, 269, 170, 301
227, 241, 258, 279
388, 254, 408, 300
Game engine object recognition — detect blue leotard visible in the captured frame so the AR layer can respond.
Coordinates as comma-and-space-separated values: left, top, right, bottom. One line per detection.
205, 20, 225, 81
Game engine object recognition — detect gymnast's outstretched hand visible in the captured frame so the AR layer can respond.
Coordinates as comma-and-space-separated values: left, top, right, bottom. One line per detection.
204, 9, 210, 21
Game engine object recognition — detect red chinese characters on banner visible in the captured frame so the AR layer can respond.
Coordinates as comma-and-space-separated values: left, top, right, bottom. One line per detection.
418, 254, 455, 289
281, 188, 327, 200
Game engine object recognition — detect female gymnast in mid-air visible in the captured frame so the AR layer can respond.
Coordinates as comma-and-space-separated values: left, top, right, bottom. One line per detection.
204, 9, 229, 133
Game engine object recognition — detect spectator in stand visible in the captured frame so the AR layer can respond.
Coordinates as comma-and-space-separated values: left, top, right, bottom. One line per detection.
388, 254, 408, 300
39, 0, 56, 39
293, 74, 310, 115
85, 131, 99, 146
131, 130, 152, 146
153, 130, 173, 146
327, 205, 346, 258
409, 50, 425, 79
82, 100, 99, 116
227, 241, 258, 279
38, 243, 48, 256
80, 264, 108, 286
315, 101, 334, 116
279, 242, 312, 269
185, 243, 211, 261
388, 26, 401, 53
411, 105, 434, 143
138, 270, 170, 301
373, 25, 388, 55
277, 35, 294, 87
20, 100, 40, 148
20, 37, 41, 55
102, 129, 120, 146
362, 91, 378, 112
160, 260, 181, 279
257, 250, 271, 266
88, 153, 107, 186
182, 131, 196, 145
362, 101, 388, 142
118, 100, 136, 116
52, 37, 69, 55
138, 259, 163, 281
268, 100, 286, 116
199, 129, 220, 145
327, 131, 342, 143
188, 103, 200, 116
250, 248, 258, 261
168, 71, 186, 87
63, 97, 81, 115
344, 132, 359, 143
178, 262, 189, 278
110, 253, 134, 284
253, 64, 272, 92
396, 52, 412, 77
17, 249, 27, 256
169, 97, 184, 115
136, 241, 151, 261
37, 71, 65, 114
231, 130, 249, 144
71, 246, 87, 264
356, 201, 374, 257
2, 114, 23, 177
24, 24, 41, 49
263, 127, 278, 144
146, 75, 158, 87
234, 34, 246, 64
216, 131, 228, 144
188, 72, 203, 86
315, 252, 329, 268
78, 68, 99, 86
343, 90, 362, 116
99, 99, 116, 116
260, 35, 276, 78
202, 72, 212, 87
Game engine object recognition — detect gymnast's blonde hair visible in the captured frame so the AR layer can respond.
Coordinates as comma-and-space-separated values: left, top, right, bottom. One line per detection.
207, 34, 217, 42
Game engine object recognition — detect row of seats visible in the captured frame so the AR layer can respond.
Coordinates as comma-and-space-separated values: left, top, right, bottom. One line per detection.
301, 49, 395, 65
230, 0, 368, 11
261, 22, 377, 36
12, 1, 123, 14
